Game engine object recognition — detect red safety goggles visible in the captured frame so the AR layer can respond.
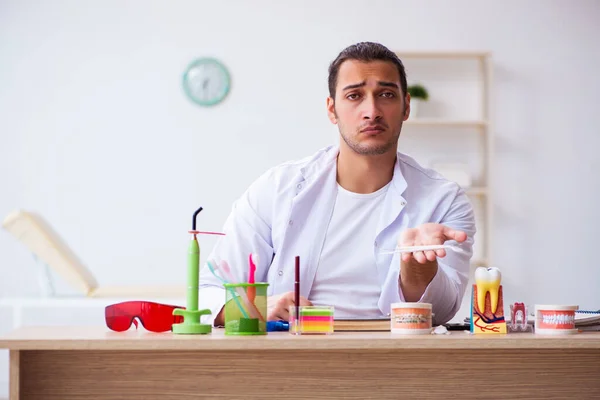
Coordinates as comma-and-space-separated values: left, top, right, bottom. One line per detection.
105, 301, 185, 332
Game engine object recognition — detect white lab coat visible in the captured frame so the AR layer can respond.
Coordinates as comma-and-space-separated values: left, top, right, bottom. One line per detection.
199, 145, 476, 326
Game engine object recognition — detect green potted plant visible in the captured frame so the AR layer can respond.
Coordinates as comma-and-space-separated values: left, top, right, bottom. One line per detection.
407, 84, 429, 118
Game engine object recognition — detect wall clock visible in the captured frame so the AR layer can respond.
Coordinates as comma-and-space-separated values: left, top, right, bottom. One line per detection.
182, 57, 231, 106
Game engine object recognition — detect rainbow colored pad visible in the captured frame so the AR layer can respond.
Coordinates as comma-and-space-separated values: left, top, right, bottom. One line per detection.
290, 306, 334, 335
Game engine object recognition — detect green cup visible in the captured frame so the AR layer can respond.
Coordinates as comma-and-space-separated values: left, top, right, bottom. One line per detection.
223, 283, 269, 335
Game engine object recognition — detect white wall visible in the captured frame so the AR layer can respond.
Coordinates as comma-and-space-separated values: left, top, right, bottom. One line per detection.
1, 1, 599, 391
3, 0, 600, 305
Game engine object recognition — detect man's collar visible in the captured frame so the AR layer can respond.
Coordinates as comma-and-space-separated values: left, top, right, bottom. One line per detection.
300, 144, 408, 196
299, 144, 339, 180
390, 154, 408, 196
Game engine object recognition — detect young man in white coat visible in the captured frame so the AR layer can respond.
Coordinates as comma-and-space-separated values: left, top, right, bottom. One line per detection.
200, 42, 476, 327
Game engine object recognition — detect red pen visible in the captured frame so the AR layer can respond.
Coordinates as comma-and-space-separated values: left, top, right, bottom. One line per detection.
295, 255, 300, 330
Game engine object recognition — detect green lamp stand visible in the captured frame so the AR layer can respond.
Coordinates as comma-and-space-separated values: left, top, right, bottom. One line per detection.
172, 207, 213, 334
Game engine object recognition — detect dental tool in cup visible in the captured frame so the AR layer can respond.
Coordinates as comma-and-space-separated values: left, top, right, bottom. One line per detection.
221, 259, 265, 321
207, 259, 265, 321
172, 206, 225, 335
247, 253, 258, 304
379, 244, 468, 255
207, 260, 249, 319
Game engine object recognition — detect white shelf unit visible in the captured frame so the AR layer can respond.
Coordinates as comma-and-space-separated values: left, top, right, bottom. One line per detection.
395, 51, 493, 269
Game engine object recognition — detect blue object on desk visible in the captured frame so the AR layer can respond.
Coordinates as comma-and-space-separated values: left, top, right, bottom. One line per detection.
267, 320, 289, 332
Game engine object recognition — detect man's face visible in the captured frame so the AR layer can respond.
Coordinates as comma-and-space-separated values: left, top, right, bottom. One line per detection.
327, 60, 410, 156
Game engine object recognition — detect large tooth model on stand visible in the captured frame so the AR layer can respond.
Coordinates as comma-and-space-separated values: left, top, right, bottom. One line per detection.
470, 267, 507, 334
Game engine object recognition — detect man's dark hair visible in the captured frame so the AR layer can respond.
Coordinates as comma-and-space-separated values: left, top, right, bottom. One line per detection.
327, 42, 407, 99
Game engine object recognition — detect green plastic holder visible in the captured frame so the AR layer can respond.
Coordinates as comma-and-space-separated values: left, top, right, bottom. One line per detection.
223, 283, 269, 335
172, 207, 213, 335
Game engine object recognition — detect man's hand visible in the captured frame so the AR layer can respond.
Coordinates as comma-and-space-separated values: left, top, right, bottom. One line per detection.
399, 223, 467, 263
213, 291, 313, 326
399, 223, 467, 301
267, 291, 312, 321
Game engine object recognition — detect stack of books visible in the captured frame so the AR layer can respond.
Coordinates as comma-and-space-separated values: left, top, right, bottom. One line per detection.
575, 311, 600, 331
334, 318, 390, 332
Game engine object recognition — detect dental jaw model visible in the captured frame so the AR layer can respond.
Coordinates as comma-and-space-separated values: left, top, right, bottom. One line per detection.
470, 267, 507, 334
534, 305, 579, 335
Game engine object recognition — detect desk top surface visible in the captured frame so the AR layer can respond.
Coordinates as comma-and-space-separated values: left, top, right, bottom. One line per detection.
1, 326, 600, 350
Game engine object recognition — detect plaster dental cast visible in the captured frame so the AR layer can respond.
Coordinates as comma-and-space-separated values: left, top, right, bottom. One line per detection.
197, 42, 476, 326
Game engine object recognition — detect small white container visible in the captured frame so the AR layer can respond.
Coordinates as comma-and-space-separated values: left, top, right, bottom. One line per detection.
534, 305, 579, 335
390, 302, 432, 335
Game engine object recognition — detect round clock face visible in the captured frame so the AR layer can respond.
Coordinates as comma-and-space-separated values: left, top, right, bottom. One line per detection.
182, 58, 231, 106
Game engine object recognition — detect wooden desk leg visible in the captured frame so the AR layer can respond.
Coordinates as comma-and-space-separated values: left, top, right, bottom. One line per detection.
9, 350, 19, 400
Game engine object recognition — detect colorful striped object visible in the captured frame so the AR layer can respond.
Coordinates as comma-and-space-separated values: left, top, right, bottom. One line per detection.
290, 306, 334, 335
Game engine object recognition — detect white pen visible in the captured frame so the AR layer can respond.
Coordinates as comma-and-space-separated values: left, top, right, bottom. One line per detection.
379, 244, 465, 255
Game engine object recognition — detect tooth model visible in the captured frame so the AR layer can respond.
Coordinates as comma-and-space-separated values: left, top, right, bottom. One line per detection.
470, 267, 507, 334
510, 302, 529, 332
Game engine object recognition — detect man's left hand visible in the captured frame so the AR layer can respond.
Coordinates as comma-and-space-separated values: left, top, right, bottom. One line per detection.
399, 223, 467, 264
398, 223, 467, 301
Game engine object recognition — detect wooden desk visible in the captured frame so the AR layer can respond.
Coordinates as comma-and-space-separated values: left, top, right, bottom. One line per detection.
2, 327, 600, 399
